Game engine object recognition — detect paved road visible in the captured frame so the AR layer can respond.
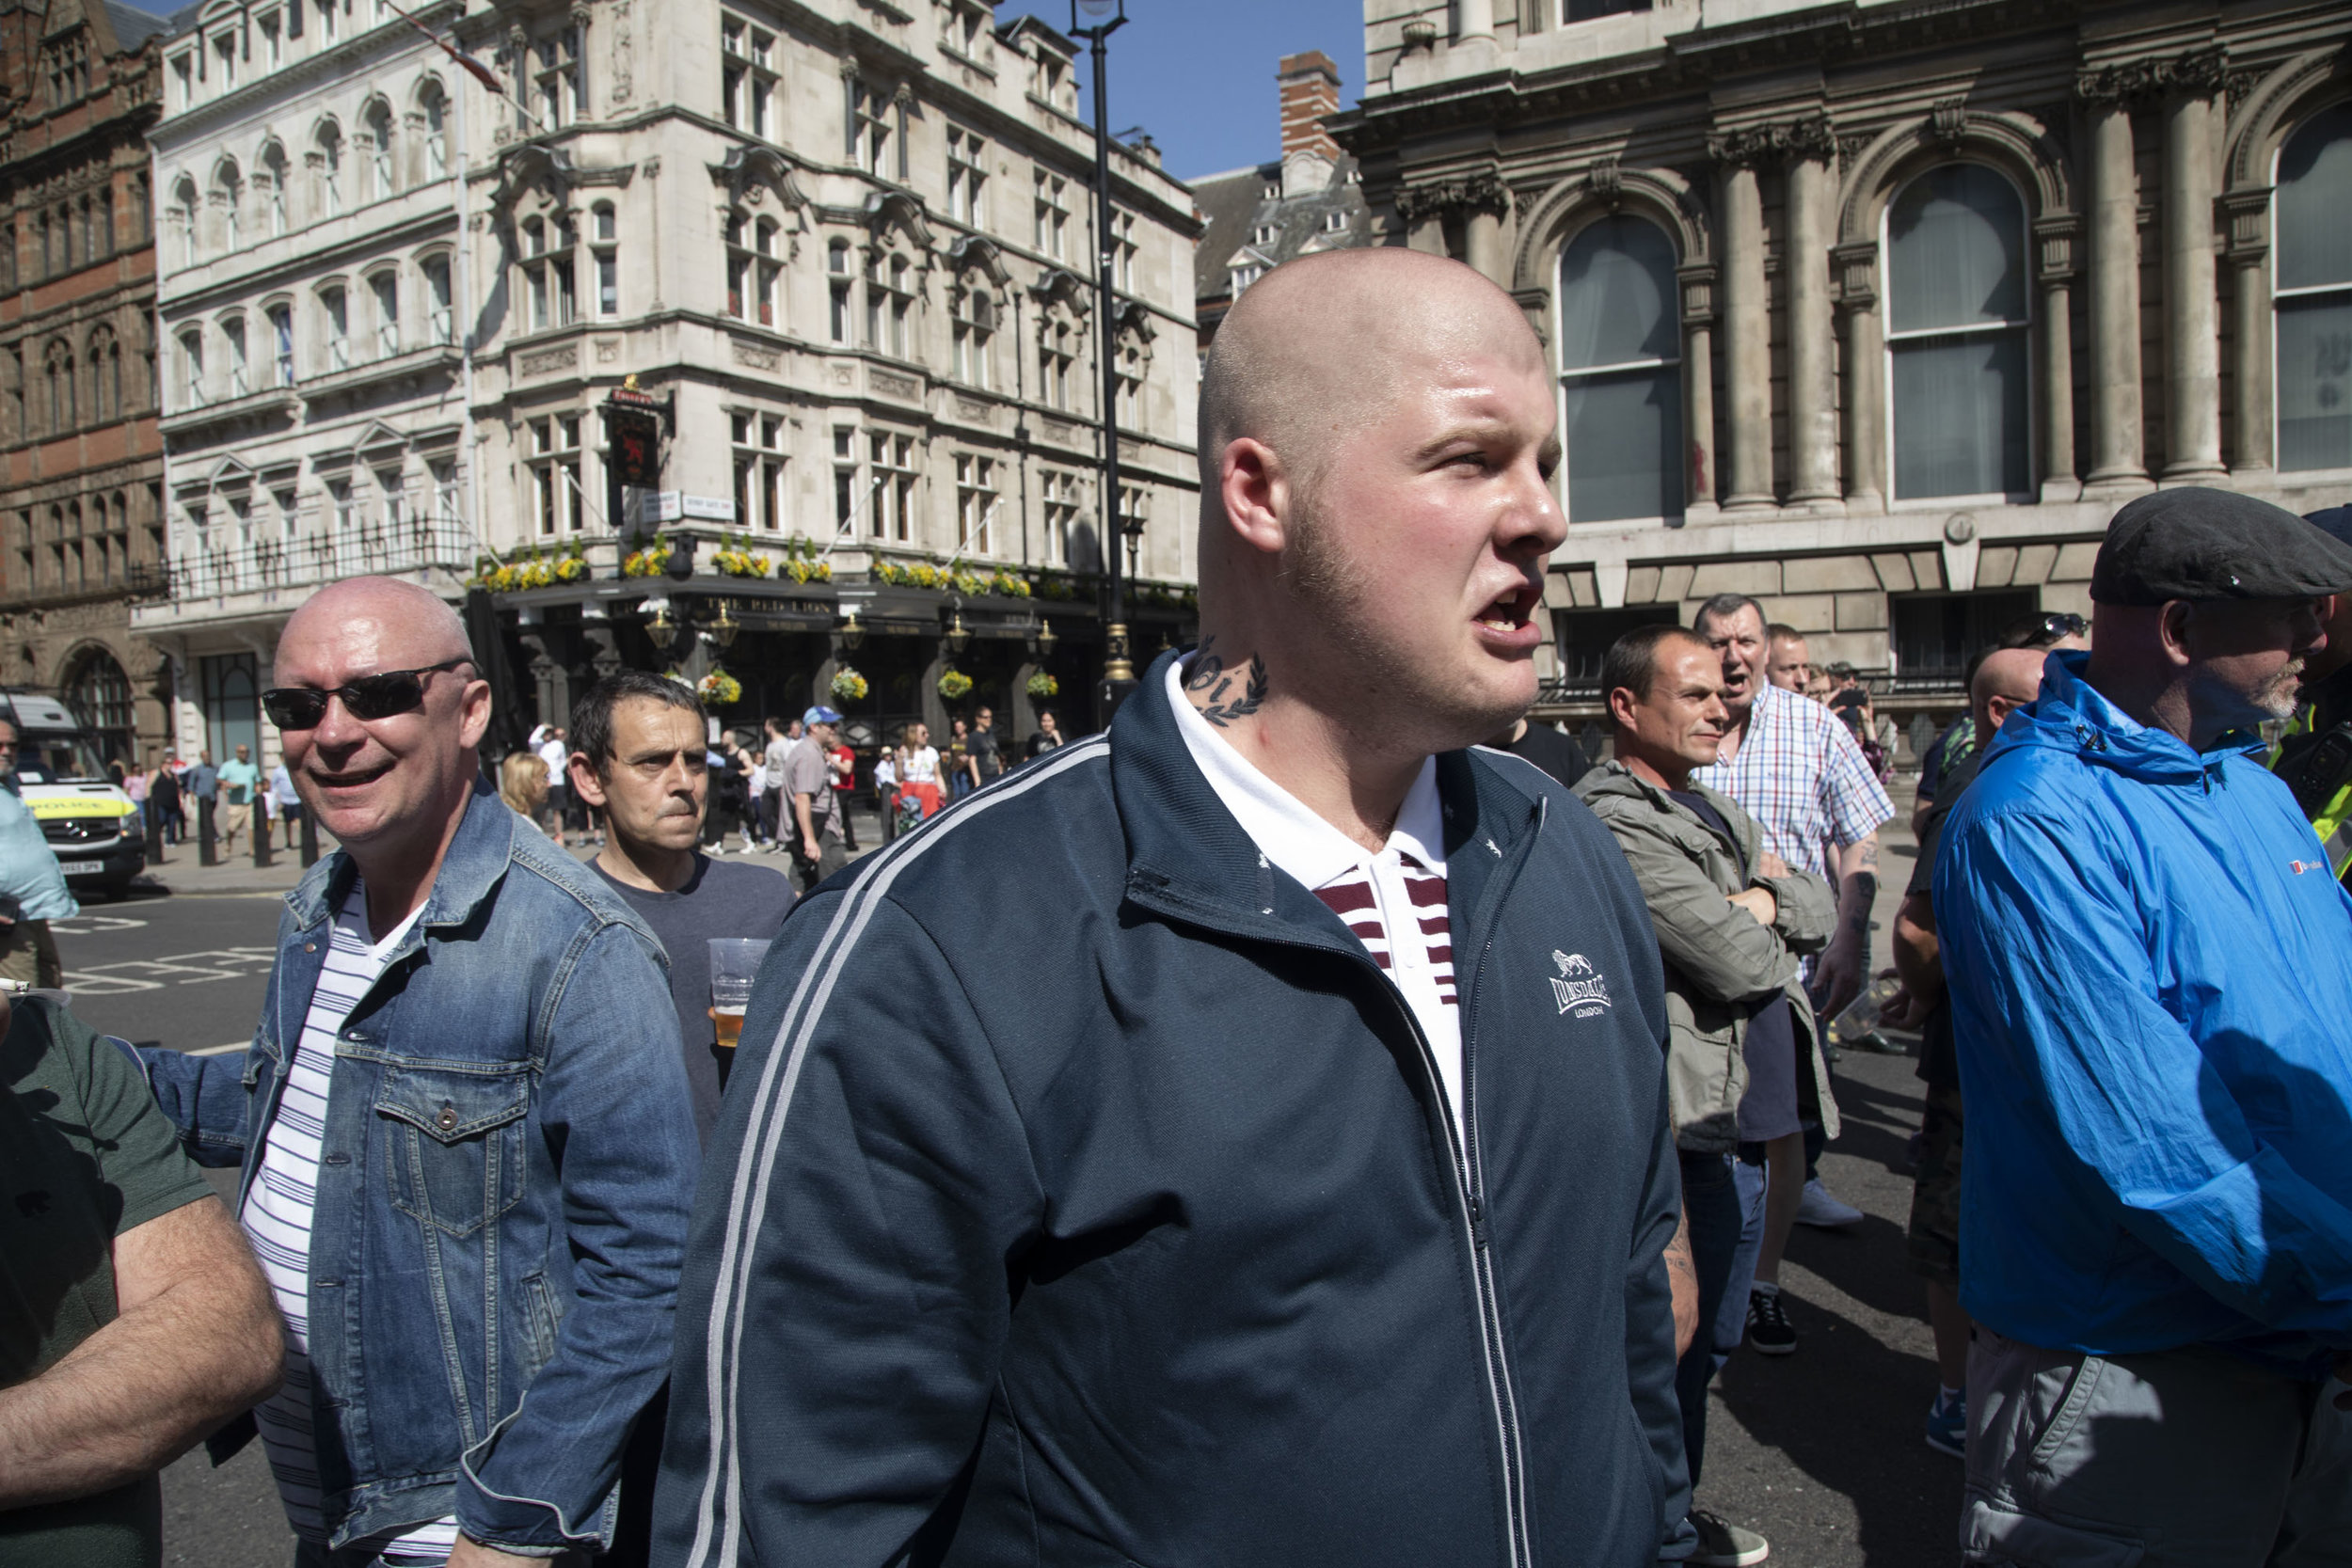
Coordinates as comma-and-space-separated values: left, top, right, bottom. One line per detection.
122, 845, 1967, 1568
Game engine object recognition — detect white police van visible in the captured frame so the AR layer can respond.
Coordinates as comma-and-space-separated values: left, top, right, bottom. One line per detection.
0, 691, 144, 899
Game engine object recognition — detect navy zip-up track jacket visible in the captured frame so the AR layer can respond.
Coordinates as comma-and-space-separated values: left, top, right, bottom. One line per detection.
656, 653, 1686, 1567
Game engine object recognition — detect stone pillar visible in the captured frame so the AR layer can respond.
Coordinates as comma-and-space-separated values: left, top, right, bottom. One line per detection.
2161, 86, 2225, 481
1786, 150, 1839, 504
1677, 263, 1719, 512
2033, 215, 2080, 497
2083, 97, 2145, 485
1406, 215, 1447, 255
2222, 187, 2274, 475
1834, 241, 1884, 509
1455, 0, 1495, 40
1719, 162, 1773, 509
1465, 209, 1506, 286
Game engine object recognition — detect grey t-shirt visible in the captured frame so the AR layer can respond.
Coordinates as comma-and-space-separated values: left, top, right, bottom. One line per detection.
781, 736, 842, 842
590, 856, 793, 1142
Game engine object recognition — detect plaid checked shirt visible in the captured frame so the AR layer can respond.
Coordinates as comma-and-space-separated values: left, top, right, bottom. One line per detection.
1688, 681, 1894, 885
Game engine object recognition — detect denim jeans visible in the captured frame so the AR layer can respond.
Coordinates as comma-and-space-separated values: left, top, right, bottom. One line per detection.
1659, 1149, 1746, 1561
1712, 1146, 1771, 1370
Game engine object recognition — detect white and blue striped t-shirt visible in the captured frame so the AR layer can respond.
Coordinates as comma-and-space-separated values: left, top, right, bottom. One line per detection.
241, 881, 458, 1562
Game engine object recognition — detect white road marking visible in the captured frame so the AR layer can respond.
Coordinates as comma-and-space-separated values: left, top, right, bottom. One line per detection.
50, 914, 151, 934
67, 947, 279, 995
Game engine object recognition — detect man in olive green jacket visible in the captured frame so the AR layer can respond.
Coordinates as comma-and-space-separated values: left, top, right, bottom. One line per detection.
1568, 625, 1838, 1568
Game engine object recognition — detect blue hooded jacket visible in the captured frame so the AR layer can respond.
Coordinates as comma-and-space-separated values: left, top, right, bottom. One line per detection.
1933, 650, 2352, 1377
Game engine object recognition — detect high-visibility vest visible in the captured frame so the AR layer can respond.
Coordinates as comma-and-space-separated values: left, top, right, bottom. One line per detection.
2272, 707, 2352, 883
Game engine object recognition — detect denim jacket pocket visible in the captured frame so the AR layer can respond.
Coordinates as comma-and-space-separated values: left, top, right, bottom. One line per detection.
377, 1062, 533, 1238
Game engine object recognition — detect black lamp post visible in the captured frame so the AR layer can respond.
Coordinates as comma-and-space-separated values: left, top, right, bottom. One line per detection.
1068, 0, 1134, 718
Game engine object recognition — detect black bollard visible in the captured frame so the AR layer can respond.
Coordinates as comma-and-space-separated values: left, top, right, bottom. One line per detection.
254, 814, 274, 868
143, 806, 163, 866
299, 806, 320, 868
198, 798, 217, 867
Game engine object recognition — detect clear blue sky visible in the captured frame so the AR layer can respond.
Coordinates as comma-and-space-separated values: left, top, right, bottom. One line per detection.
994, 1, 1365, 182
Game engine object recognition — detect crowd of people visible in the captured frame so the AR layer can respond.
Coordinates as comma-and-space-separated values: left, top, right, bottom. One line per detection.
4, 249, 2348, 1568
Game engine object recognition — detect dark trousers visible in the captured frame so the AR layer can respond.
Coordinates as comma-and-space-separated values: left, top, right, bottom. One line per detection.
1675, 1148, 1745, 1493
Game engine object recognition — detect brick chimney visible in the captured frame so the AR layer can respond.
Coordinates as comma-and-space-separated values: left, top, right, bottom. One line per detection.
1277, 51, 1342, 162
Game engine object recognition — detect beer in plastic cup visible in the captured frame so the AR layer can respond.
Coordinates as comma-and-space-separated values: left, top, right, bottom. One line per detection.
707, 938, 771, 1088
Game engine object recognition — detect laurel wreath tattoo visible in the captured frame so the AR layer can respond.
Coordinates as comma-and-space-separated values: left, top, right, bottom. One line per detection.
1200, 657, 1269, 727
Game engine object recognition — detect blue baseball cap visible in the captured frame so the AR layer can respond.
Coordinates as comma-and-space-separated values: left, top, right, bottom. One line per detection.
802, 705, 843, 727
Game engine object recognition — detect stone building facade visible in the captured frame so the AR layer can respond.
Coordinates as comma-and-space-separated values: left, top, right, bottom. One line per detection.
137, 0, 1201, 766
0, 0, 174, 768
1340, 0, 2352, 733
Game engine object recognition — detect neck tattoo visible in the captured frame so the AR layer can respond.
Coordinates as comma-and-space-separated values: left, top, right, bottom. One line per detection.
1184, 635, 1269, 729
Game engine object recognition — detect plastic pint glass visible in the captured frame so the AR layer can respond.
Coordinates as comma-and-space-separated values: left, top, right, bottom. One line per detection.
708, 938, 771, 1086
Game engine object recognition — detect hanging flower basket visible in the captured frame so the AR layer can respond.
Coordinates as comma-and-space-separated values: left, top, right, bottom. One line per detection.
698, 668, 743, 706
830, 666, 869, 703
938, 670, 975, 702
1026, 672, 1059, 700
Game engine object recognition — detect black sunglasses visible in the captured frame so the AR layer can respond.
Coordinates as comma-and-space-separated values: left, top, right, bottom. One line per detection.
262, 659, 474, 731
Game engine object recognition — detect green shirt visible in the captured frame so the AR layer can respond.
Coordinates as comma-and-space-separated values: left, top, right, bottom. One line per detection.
215, 759, 261, 807
1, 1001, 215, 1568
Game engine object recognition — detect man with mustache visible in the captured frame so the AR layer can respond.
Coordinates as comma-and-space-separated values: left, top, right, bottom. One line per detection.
135, 578, 698, 1566
657, 247, 1686, 1566
1934, 488, 2352, 1562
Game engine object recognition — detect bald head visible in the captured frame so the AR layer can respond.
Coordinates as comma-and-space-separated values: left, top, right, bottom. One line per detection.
277, 577, 471, 683
1970, 646, 2047, 745
1200, 249, 1544, 502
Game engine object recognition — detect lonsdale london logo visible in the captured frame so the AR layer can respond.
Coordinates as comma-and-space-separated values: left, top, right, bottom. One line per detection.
1549, 950, 1613, 1018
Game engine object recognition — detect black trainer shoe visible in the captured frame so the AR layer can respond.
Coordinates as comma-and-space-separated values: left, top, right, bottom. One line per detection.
1747, 1289, 1796, 1355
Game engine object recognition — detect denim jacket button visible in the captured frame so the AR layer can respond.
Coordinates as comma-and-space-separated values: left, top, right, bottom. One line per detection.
437, 1104, 458, 1132
305, 943, 317, 953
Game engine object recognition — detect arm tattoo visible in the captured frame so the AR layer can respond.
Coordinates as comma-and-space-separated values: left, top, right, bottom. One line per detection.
1199, 656, 1268, 727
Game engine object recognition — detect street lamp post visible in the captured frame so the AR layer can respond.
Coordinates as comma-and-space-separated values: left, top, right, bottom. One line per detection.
1068, 0, 1134, 719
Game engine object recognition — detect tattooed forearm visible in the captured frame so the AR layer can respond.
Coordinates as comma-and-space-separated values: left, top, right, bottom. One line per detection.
1665, 1207, 1700, 1358
1199, 656, 1268, 727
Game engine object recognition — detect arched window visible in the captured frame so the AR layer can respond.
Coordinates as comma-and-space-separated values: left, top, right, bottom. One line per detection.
2276, 101, 2352, 472
591, 203, 617, 317
828, 240, 853, 343
1885, 164, 2030, 499
88, 326, 119, 420
223, 314, 249, 395
177, 326, 203, 406
370, 270, 400, 356
1555, 214, 1682, 523
212, 158, 243, 251
866, 251, 913, 357
63, 648, 135, 766
320, 284, 349, 371
261, 142, 290, 235
423, 256, 453, 342
365, 101, 396, 199
44, 340, 75, 431
420, 80, 450, 181
268, 302, 295, 384
171, 177, 199, 266
315, 121, 343, 216
723, 213, 750, 320
754, 217, 782, 327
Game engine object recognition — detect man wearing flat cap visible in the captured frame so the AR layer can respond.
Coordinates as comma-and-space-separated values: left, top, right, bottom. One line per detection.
1932, 486, 2352, 1564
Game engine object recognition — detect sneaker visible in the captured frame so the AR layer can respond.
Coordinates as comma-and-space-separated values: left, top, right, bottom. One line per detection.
1747, 1289, 1796, 1355
1795, 1178, 1865, 1228
1688, 1509, 1771, 1566
1925, 1387, 1967, 1458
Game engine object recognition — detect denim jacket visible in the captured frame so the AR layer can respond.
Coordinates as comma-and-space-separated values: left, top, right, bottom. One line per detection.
139, 782, 700, 1554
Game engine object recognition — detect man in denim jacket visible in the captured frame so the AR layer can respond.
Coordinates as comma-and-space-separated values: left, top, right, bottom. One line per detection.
138, 578, 698, 1565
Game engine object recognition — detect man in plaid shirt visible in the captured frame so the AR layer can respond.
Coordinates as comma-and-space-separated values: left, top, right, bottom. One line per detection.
1689, 592, 1893, 1357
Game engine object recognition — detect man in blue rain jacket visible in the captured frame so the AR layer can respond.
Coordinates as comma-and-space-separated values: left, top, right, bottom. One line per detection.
1934, 487, 2352, 1566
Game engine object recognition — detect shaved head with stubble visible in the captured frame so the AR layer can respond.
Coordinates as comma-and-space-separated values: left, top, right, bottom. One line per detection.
274, 576, 491, 932
1188, 249, 1566, 848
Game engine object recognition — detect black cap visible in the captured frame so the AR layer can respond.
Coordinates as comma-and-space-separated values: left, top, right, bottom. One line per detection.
2090, 487, 2352, 606
2307, 502, 2352, 550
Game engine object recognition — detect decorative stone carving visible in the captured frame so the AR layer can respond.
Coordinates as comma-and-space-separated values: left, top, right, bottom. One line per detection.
870, 368, 920, 400
1708, 115, 1837, 168
595, 339, 621, 363
517, 345, 579, 376
731, 338, 782, 371
2077, 44, 2228, 107
611, 0, 633, 106
1588, 156, 1623, 206
1392, 169, 1508, 222
1929, 99, 1969, 148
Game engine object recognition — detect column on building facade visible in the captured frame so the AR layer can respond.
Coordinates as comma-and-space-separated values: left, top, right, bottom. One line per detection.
1465, 208, 1507, 286
2222, 188, 2273, 475
1718, 162, 1772, 509
1455, 0, 1496, 40
1833, 241, 1884, 508
2161, 81, 2225, 481
1785, 147, 1839, 504
2083, 94, 2145, 484
1677, 263, 1719, 510
2033, 215, 2079, 495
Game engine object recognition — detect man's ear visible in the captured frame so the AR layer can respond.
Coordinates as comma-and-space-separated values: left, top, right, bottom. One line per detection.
2157, 601, 2199, 671
1217, 437, 1292, 558
1606, 686, 1638, 734
567, 753, 609, 809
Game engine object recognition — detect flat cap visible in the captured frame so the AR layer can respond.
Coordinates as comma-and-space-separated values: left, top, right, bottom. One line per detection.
2090, 486, 2352, 606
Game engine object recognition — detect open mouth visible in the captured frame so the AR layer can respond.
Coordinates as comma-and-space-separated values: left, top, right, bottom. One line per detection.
309, 760, 394, 791
1474, 581, 1541, 635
